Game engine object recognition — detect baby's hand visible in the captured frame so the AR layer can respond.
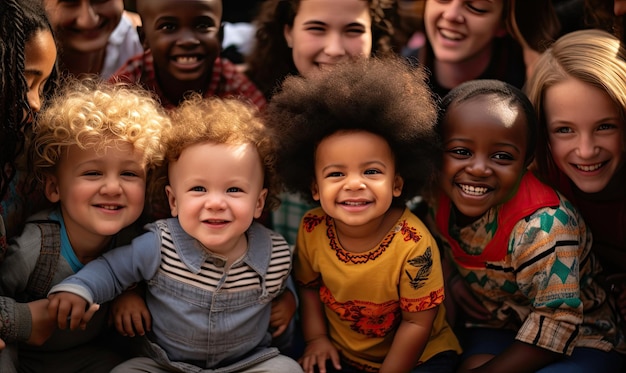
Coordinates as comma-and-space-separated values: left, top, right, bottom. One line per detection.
110, 288, 152, 337
299, 335, 341, 373
270, 290, 296, 337
27, 298, 55, 345
47, 292, 99, 330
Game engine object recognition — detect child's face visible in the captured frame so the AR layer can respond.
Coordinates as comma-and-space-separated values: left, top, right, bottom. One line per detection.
44, 142, 147, 243
283, 0, 372, 78
24, 30, 57, 114
544, 77, 625, 194
44, 0, 124, 53
424, 0, 505, 66
139, 0, 222, 84
165, 142, 267, 256
312, 130, 403, 228
440, 95, 527, 223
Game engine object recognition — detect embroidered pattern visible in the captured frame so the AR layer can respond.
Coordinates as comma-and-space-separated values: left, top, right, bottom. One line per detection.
405, 246, 433, 290
320, 286, 400, 338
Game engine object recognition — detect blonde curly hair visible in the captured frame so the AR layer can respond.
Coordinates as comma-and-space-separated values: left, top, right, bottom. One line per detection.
32, 79, 171, 182
154, 94, 280, 212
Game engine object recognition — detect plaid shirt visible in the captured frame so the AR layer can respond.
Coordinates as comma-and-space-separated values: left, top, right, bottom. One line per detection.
109, 50, 266, 110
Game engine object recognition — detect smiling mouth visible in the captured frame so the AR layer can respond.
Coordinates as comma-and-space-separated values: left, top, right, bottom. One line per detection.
97, 205, 122, 210
575, 162, 605, 172
439, 28, 464, 41
458, 184, 489, 196
341, 201, 370, 206
204, 219, 229, 224
173, 56, 203, 65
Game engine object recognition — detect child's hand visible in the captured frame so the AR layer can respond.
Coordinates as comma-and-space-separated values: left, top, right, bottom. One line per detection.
270, 290, 296, 337
47, 292, 99, 330
110, 287, 152, 337
299, 335, 341, 373
27, 298, 56, 345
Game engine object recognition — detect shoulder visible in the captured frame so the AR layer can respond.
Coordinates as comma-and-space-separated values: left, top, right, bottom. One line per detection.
518, 192, 584, 232
248, 222, 291, 253
11, 210, 56, 247
300, 207, 328, 234
510, 192, 589, 257
395, 208, 438, 246
108, 51, 149, 83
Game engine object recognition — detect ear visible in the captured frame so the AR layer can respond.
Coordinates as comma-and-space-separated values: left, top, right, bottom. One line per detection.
44, 174, 61, 203
393, 175, 404, 198
137, 26, 149, 50
283, 24, 294, 48
311, 181, 320, 201
165, 185, 178, 217
254, 188, 268, 219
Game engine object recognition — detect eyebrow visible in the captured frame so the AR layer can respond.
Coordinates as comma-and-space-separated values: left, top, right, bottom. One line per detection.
321, 160, 387, 173
24, 69, 43, 76
446, 138, 522, 154
303, 20, 366, 28
549, 116, 621, 125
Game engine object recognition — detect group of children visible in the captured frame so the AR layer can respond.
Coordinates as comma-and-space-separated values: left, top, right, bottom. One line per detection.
1, 0, 626, 372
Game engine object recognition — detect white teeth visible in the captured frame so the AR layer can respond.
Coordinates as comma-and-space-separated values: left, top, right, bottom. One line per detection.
576, 163, 603, 172
440, 29, 463, 40
176, 56, 198, 64
343, 201, 367, 206
100, 205, 120, 210
459, 184, 488, 196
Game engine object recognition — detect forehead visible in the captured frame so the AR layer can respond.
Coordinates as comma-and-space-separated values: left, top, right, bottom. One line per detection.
444, 95, 528, 144
295, 0, 371, 22
137, 0, 222, 19
315, 130, 394, 161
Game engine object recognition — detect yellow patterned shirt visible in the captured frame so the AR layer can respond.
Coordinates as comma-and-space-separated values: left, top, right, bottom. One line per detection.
295, 207, 461, 371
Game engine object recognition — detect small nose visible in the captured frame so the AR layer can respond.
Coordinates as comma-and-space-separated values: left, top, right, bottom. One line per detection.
176, 29, 201, 47
76, 3, 99, 29
575, 134, 599, 159
442, 0, 465, 23
324, 33, 346, 57
343, 175, 366, 191
465, 156, 493, 177
100, 176, 122, 195
204, 193, 227, 210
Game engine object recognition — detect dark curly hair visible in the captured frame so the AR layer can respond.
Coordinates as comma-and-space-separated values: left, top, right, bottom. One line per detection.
246, 0, 400, 99
265, 56, 440, 207
0, 0, 58, 199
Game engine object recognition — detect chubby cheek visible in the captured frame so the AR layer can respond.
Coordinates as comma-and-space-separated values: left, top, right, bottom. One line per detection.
547, 139, 568, 168
440, 160, 458, 185
353, 36, 372, 57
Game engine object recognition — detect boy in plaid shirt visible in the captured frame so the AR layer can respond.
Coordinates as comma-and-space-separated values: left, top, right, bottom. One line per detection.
110, 0, 266, 111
